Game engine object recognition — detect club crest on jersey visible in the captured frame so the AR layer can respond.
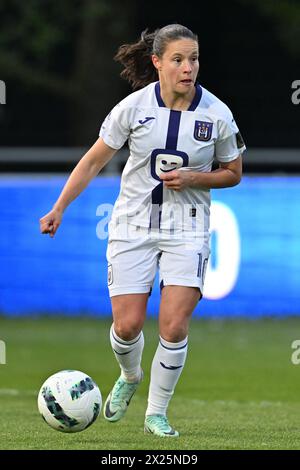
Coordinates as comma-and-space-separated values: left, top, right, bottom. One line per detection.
194, 121, 213, 142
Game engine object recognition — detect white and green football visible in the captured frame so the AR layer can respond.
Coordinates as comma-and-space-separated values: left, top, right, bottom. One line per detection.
37, 370, 102, 433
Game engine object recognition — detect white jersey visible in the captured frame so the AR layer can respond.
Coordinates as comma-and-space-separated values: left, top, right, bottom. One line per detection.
99, 81, 246, 233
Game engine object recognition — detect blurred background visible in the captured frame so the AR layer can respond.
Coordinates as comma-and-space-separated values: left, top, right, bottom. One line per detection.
1, 0, 300, 451
0, 0, 300, 317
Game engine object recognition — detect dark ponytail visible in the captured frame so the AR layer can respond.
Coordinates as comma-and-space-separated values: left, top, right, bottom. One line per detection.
114, 24, 198, 90
114, 29, 158, 91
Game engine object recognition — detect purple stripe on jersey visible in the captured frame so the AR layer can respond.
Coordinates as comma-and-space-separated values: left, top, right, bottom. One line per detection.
150, 82, 194, 230
166, 110, 181, 149
149, 110, 181, 229
149, 182, 163, 229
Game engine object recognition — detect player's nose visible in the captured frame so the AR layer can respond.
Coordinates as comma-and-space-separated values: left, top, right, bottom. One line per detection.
182, 60, 192, 73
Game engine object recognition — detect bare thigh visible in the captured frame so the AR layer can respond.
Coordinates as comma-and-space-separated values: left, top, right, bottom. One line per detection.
110, 293, 149, 341
159, 286, 201, 342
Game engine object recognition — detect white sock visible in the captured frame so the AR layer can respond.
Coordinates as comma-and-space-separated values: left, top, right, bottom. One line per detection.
146, 335, 188, 416
110, 324, 144, 383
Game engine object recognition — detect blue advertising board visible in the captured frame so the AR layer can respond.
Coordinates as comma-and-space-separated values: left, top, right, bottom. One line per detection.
1, 175, 299, 317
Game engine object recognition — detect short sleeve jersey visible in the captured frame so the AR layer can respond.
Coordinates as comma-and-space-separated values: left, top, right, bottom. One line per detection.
99, 81, 246, 232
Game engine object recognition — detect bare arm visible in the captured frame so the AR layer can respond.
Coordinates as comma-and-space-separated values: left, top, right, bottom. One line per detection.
189, 155, 242, 189
160, 156, 242, 190
40, 137, 117, 237
53, 138, 117, 212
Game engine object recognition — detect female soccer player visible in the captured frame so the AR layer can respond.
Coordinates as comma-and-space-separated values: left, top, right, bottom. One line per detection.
40, 24, 245, 437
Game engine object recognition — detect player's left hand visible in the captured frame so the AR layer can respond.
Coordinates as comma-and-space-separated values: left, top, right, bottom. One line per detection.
160, 169, 191, 191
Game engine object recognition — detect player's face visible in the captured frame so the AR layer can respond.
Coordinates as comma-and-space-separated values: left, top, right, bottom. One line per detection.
152, 39, 199, 95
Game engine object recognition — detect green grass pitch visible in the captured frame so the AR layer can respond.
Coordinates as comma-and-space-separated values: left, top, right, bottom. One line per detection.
0, 317, 300, 450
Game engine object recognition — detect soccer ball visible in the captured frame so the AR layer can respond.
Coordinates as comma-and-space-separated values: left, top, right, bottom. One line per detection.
37, 370, 102, 433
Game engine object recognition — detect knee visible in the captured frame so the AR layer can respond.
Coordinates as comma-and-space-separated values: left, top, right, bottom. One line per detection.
111, 294, 147, 341
160, 319, 188, 343
113, 318, 143, 341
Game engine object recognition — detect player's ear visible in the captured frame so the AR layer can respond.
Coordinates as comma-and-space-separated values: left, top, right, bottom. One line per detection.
152, 54, 161, 71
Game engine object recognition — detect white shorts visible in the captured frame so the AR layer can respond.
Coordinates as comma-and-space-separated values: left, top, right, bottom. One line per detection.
106, 223, 210, 298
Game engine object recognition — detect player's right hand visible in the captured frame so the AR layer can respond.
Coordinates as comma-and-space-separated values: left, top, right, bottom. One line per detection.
39, 208, 63, 238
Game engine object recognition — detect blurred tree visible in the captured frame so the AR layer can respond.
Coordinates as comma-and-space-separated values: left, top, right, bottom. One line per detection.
1, 0, 299, 147
238, 0, 300, 58
0, 1, 80, 97
136, 0, 299, 148
0, 0, 137, 144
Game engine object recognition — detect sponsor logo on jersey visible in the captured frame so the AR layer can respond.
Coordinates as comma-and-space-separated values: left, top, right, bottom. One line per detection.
138, 116, 155, 125
194, 121, 213, 142
150, 149, 189, 181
